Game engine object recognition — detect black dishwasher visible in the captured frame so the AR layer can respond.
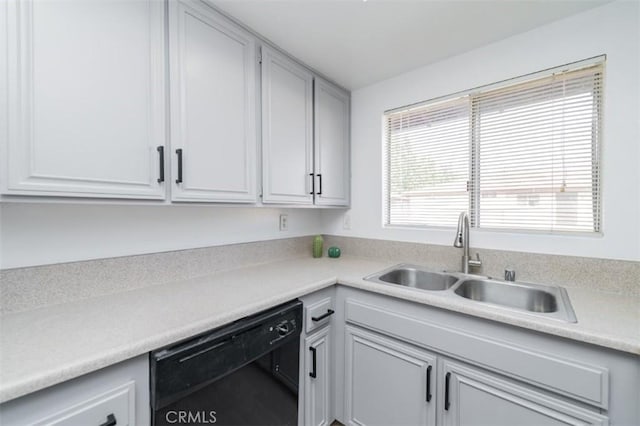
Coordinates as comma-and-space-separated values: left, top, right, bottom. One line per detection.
150, 300, 302, 426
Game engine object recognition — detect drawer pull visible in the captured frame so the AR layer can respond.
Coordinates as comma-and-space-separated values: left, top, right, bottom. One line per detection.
312, 309, 335, 322
309, 346, 317, 378
99, 413, 117, 426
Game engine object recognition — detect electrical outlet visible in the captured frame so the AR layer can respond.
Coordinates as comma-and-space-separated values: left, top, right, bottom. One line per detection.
343, 213, 351, 230
279, 214, 288, 231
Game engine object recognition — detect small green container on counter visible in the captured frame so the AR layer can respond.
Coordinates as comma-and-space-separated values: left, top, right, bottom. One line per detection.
328, 246, 341, 258
312, 235, 324, 258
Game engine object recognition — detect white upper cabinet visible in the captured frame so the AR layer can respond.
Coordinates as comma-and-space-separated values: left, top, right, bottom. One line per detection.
169, 0, 257, 203
314, 78, 350, 207
1, 0, 166, 199
261, 47, 314, 205
261, 58, 350, 207
1, 0, 347, 205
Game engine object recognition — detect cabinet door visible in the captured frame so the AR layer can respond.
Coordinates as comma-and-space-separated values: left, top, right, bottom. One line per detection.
2, 0, 166, 199
314, 78, 350, 206
345, 326, 437, 426
441, 360, 608, 426
169, 0, 257, 202
305, 326, 332, 426
261, 47, 313, 204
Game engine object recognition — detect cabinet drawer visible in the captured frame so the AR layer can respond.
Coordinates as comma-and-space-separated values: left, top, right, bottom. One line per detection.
0, 356, 148, 426
345, 298, 609, 409
31, 381, 135, 426
305, 297, 335, 334
442, 360, 608, 426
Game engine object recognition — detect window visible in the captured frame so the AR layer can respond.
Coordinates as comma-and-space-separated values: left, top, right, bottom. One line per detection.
384, 59, 603, 233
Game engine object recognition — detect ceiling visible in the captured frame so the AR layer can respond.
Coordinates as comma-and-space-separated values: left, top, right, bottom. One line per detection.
209, 0, 612, 90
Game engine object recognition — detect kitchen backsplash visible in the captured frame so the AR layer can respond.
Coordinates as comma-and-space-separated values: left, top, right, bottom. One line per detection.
0, 236, 312, 314
324, 235, 640, 297
2, 235, 638, 314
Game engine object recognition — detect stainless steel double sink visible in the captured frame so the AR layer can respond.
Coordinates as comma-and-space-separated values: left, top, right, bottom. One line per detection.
364, 264, 577, 323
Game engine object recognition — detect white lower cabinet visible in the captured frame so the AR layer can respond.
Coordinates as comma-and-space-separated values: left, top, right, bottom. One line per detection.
345, 326, 437, 426
0, 356, 149, 426
300, 287, 337, 426
342, 325, 609, 426
441, 360, 608, 426
27, 382, 134, 426
304, 326, 332, 426
337, 289, 638, 426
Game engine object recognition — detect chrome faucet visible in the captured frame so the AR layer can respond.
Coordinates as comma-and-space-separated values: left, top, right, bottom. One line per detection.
453, 212, 482, 274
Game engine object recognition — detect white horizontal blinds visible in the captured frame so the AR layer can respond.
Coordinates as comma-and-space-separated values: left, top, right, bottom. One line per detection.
473, 64, 603, 232
385, 97, 470, 227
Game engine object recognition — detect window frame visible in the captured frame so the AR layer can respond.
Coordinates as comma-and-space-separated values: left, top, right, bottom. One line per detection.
383, 56, 605, 236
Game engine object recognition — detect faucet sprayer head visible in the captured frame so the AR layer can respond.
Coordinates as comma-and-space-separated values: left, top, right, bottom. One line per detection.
453, 212, 467, 248
453, 232, 463, 248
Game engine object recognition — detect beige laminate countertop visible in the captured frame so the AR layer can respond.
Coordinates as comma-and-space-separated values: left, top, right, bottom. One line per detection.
1, 256, 638, 403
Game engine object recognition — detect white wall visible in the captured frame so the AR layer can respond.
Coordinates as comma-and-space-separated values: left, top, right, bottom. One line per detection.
2, 1, 638, 269
322, 0, 640, 262
0, 203, 323, 269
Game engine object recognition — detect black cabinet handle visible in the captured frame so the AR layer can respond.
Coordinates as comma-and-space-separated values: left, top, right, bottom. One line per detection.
175, 149, 183, 184
309, 173, 315, 195
426, 365, 432, 402
444, 372, 451, 411
312, 309, 335, 322
99, 413, 117, 426
309, 346, 317, 378
157, 146, 165, 183
317, 173, 322, 195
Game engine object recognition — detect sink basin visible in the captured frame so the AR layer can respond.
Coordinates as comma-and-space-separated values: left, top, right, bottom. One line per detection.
453, 279, 577, 322
365, 264, 458, 291
454, 279, 556, 312
364, 264, 577, 322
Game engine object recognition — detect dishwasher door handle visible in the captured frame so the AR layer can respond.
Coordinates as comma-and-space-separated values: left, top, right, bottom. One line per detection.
178, 339, 230, 363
